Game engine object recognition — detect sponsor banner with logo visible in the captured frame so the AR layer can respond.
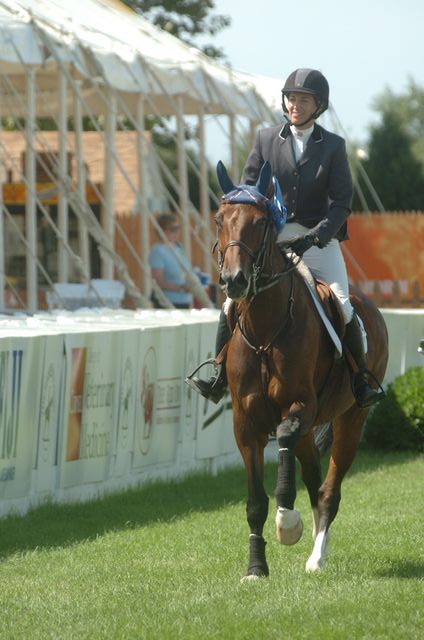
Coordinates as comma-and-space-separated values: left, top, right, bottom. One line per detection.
180, 320, 201, 463
60, 330, 120, 488
112, 329, 139, 477
0, 336, 43, 499
33, 334, 65, 495
132, 325, 185, 469
194, 321, 235, 460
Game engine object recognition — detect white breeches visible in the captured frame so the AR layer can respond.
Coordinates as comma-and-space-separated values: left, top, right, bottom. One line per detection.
278, 222, 354, 323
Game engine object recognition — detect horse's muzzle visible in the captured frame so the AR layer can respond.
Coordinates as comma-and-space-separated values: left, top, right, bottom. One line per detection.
220, 269, 250, 300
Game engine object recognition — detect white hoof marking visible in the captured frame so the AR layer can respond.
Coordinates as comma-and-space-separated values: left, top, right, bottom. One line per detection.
305, 556, 324, 573
240, 574, 261, 583
275, 507, 303, 545
306, 530, 329, 572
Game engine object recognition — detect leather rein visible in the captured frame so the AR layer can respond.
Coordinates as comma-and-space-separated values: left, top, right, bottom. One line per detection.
215, 206, 299, 393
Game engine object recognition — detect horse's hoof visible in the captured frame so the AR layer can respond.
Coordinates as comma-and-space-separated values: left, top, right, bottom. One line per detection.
240, 573, 265, 583
305, 556, 324, 573
275, 507, 303, 545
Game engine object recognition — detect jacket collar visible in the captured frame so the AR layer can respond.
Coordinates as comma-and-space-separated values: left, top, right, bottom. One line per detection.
279, 121, 324, 142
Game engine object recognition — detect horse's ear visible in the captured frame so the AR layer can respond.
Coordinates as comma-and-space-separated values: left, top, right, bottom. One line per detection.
216, 160, 235, 195
256, 161, 272, 196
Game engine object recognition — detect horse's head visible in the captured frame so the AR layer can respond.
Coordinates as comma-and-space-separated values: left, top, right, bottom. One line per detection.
214, 161, 287, 301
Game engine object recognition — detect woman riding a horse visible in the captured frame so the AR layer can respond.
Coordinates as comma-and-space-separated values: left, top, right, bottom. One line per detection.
185, 69, 388, 580
188, 68, 384, 409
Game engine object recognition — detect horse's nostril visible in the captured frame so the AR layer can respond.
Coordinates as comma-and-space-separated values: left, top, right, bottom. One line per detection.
234, 271, 248, 287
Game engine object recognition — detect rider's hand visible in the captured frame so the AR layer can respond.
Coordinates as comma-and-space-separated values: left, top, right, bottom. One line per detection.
285, 233, 320, 256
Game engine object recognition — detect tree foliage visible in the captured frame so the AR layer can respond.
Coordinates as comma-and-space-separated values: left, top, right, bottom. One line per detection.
359, 110, 424, 210
373, 79, 424, 172
121, 0, 230, 59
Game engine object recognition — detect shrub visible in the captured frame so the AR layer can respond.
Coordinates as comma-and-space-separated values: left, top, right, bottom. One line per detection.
362, 366, 424, 452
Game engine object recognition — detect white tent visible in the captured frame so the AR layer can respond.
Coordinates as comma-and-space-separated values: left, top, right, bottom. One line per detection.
0, 0, 282, 311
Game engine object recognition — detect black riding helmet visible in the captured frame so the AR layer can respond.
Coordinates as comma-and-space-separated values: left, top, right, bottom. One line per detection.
281, 68, 329, 124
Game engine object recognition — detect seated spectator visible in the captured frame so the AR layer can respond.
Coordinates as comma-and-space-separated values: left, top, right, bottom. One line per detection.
149, 213, 193, 309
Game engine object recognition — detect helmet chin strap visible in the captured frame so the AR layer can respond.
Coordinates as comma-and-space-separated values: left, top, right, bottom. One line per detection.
282, 95, 323, 127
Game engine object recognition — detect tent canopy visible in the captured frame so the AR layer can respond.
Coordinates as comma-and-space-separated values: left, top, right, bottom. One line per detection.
0, 0, 282, 119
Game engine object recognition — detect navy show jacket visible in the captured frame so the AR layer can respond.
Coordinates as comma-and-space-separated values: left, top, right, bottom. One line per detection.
242, 122, 354, 244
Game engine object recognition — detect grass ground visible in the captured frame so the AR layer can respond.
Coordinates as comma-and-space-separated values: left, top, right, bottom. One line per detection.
0, 450, 423, 639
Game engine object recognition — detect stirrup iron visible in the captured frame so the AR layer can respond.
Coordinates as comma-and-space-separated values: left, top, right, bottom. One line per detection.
185, 357, 223, 383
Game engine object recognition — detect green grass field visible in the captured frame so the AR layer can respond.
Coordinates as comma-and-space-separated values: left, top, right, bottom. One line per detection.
1, 450, 423, 639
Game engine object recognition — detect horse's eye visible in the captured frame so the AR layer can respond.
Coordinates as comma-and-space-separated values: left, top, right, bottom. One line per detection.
255, 217, 267, 227
215, 216, 222, 230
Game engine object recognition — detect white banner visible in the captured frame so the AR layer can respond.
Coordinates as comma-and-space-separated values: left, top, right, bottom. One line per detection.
60, 331, 120, 488
0, 336, 43, 499
194, 321, 235, 460
33, 334, 65, 495
180, 321, 201, 464
381, 310, 424, 385
132, 326, 184, 469
112, 329, 139, 478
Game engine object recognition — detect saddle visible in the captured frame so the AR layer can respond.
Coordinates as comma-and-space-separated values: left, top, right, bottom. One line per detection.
314, 279, 346, 343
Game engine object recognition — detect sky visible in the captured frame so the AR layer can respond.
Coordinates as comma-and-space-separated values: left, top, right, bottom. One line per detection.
204, 0, 423, 162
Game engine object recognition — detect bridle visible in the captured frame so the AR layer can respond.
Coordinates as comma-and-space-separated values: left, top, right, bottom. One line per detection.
215, 206, 298, 297
214, 202, 300, 395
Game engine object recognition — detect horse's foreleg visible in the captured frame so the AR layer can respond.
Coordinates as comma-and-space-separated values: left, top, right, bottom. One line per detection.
306, 406, 366, 573
275, 416, 303, 545
238, 440, 269, 581
295, 431, 322, 541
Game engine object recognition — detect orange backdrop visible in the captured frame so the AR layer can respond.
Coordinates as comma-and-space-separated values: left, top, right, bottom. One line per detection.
342, 213, 424, 301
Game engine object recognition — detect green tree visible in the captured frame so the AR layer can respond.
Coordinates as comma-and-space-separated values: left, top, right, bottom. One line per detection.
373, 79, 424, 172
359, 110, 424, 210
121, 0, 230, 59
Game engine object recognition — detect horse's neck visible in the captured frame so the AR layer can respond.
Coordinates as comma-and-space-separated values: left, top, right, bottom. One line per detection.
239, 270, 294, 341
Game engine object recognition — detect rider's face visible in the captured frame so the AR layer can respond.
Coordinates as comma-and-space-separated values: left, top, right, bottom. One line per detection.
286, 92, 318, 128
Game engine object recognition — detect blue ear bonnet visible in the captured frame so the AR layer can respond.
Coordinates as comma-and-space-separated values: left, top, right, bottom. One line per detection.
217, 161, 287, 232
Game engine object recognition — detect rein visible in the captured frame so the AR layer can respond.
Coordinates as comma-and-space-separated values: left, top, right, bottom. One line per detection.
236, 273, 295, 396
236, 273, 295, 356
215, 183, 299, 396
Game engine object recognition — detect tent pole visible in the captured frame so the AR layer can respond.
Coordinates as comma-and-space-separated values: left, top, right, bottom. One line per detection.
73, 79, 90, 277
0, 108, 4, 310
103, 87, 116, 279
176, 96, 191, 262
198, 107, 212, 276
58, 67, 69, 282
229, 114, 238, 182
249, 119, 259, 149
136, 95, 152, 298
25, 66, 37, 312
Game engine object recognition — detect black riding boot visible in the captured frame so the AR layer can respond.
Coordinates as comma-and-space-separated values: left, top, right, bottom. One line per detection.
185, 310, 231, 404
344, 315, 385, 408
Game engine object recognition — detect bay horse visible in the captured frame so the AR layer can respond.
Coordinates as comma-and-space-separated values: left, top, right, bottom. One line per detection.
214, 161, 388, 581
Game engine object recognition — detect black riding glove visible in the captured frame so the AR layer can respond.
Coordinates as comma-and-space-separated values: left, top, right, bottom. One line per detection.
285, 232, 320, 256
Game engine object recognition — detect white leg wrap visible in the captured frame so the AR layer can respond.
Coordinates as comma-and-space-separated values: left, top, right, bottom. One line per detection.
275, 507, 303, 546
